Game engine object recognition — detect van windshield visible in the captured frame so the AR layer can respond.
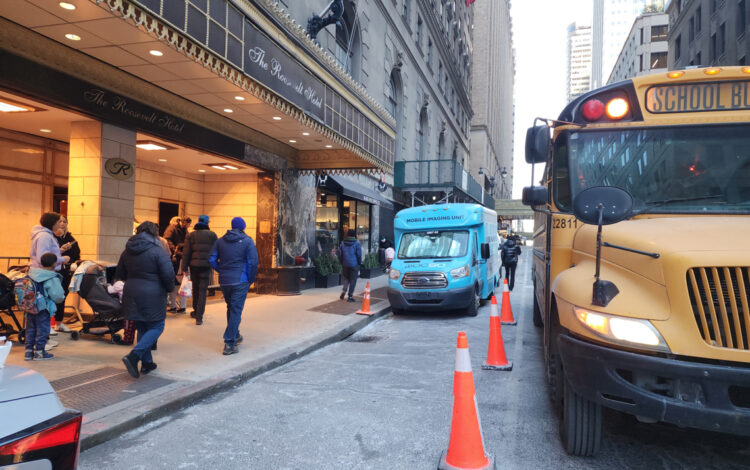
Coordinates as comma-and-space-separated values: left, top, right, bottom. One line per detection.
556, 124, 750, 213
397, 231, 469, 259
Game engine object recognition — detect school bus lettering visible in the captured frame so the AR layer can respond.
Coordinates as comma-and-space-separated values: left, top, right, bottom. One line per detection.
552, 218, 578, 229
646, 80, 750, 113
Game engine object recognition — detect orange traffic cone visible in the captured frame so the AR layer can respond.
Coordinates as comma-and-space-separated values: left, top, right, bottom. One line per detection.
482, 296, 512, 371
356, 282, 372, 315
500, 278, 516, 326
438, 332, 495, 470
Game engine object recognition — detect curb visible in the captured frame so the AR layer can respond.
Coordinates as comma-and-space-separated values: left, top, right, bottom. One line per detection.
80, 304, 391, 451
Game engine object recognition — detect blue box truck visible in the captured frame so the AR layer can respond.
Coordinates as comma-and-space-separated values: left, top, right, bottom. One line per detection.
386, 203, 500, 316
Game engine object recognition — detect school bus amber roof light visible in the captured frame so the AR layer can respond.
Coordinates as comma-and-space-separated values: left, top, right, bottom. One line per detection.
704, 67, 722, 75
743, 67, 750, 74
667, 71, 684, 79
605, 98, 629, 120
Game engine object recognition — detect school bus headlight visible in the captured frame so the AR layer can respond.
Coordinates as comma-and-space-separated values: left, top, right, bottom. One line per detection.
605, 98, 629, 120
389, 268, 401, 280
574, 307, 670, 352
450, 265, 470, 279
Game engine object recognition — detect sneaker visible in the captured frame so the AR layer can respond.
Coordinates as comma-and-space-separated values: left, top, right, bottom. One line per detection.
195, 318, 203, 326
34, 351, 54, 360
167, 307, 177, 313
49, 329, 58, 336
347, 297, 356, 302
122, 353, 140, 378
46, 339, 59, 348
56, 323, 72, 333
339, 292, 345, 300
24, 350, 33, 361
236, 334, 243, 345
189, 311, 197, 318
44, 343, 54, 351
174, 308, 186, 314
222, 344, 238, 356
141, 362, 157, 375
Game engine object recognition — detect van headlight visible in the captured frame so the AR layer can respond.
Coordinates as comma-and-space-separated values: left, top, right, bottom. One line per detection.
450, 265, 470, 279
389, 268, 401, 280
574, 307, 670, 353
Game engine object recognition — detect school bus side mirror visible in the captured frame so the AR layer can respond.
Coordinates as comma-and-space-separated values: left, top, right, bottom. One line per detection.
481, 243, 490, 260
522, 185, 548, 207
525, 125, 550, 164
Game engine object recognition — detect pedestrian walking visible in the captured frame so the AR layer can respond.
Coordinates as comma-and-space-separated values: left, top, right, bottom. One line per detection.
23, 252, 65, 361
164, 216, 190, 313
209, 217, 258, 356
53, 216, 80, 333
118, 221, 175, 378
180, 215, 218, 326
338, 228, 362, 302
500, 237, 521, 291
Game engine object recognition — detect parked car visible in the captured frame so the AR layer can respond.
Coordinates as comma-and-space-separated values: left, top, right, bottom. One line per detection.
0, 364, 82, 469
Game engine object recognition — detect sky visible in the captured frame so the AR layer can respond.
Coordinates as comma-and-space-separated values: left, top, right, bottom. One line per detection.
509, 0, 593, 198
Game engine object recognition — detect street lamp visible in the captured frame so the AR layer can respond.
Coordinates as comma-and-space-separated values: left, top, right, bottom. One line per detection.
478, 166, 510, 199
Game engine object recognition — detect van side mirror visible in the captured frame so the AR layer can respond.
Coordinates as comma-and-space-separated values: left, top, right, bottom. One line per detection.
525, 125, 550, 164
522, 186, 548, 207
481, 243, 490, 260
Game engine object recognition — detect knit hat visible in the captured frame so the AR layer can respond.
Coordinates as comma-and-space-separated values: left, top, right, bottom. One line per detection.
198, 215, 209, 224
231, 217, 246, 231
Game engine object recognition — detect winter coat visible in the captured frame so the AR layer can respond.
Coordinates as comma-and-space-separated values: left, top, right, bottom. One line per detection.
29, 226, 63, 271
338, 237, 362, 268
115, 232, 175, 322
28, 268, 65, 315
500, 239, 521, 266
163, 224, 186, 258
209, 229, 258, 286
180, 224, 218, 272
55, 231, 81, 266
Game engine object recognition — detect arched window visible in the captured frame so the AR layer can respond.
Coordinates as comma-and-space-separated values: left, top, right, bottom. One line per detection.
335, 1, 361, 81
438, 132, 445, 159
418, 106, 428, 161
388, 69, 404, 161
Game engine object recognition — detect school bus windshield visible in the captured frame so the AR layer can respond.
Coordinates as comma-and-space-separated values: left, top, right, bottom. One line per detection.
554, 124, 750, 214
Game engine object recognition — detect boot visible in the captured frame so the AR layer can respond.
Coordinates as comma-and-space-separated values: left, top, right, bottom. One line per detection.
141, 361, 157, 374
122, 352, 140, 378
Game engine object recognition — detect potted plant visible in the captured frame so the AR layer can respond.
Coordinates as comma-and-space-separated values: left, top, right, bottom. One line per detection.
313, 253, 342, 288
359, 252, 383, 279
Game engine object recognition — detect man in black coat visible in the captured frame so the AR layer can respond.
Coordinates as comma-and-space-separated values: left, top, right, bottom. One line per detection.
180, 215, 218, 325
117, 221, 175, 378
164, 216, 190, 313
500, 237, 522, 291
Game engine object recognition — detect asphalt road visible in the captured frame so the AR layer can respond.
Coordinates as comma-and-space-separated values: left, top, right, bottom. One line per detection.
80, 248, 750, 469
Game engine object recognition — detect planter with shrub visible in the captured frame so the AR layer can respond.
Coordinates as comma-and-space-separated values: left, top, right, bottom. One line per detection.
313, 253, 342, 288
359, 252, 384, 279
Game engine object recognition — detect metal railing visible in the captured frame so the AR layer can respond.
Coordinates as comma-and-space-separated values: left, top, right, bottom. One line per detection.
394, 159, 494, 208
0, 257, 30, 273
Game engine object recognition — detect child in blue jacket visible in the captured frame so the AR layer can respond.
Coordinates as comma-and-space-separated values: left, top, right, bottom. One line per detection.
26, 252, 66, 361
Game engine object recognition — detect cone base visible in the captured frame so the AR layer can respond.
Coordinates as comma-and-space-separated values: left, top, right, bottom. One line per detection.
500, 320, 517, 326
356, 310, 373, 316
438, 450, 495, 470
482, 361, 513, 371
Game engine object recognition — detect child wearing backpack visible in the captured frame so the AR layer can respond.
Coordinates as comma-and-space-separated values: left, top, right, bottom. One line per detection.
19, 252, 65, 360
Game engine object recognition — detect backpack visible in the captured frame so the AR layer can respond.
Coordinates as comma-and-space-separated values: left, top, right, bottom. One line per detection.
0, 273, 14, 310
13, 276, 46, 314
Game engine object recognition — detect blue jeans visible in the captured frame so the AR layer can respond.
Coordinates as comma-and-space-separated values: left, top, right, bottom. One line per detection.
221, 282, 249, 346
132, 320, 165, 363
25, 310, 51, 352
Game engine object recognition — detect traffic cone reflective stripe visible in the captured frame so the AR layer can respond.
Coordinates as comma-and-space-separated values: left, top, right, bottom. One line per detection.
482, 295, 512, 371
439, 332, 495, 470
500, 279, 516, 325
356, 282, 372, 315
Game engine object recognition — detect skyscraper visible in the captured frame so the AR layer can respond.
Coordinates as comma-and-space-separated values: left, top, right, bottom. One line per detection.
567, 22, 593, 102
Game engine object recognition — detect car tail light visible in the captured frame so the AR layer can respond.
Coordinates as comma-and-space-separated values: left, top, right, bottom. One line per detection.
0, 414, 82, 469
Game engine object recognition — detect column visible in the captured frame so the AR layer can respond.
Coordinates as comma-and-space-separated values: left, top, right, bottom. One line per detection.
67, 122, 136, 264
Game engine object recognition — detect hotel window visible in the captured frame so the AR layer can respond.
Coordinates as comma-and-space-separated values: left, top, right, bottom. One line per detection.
651, 25, 668, 42
675, 34, 682, 61
738, 0, 747, 36
696, 6, 702, 32
650, 51, 667, 68
719, 22, 726, 56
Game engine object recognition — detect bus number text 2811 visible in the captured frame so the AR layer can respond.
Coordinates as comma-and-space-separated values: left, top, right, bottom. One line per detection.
553, 218, 579, 229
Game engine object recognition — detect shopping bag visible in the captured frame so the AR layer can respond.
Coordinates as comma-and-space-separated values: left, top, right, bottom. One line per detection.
178, 274, 192, 297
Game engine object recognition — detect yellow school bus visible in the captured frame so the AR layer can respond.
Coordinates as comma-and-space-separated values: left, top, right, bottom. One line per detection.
522, 66, 750, 456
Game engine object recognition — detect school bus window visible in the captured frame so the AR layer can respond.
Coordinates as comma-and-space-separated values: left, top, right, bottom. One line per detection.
565, 124, 750, 213
553, 133, 572, 211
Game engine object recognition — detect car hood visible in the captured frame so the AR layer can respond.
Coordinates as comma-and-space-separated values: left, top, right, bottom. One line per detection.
572, 216, 750, 285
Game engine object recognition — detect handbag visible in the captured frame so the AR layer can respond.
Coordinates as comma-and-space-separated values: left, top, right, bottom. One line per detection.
178, 274, 193, 297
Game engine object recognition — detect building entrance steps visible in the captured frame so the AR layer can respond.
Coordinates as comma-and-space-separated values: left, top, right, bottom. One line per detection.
2, 274, 391, 450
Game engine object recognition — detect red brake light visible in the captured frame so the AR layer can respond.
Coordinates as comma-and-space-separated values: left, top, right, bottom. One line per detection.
581, 99, 605, 121
0, 415, 82, 456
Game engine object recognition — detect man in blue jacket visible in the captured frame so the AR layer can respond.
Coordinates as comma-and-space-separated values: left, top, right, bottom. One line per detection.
338, 229, 362, 302
209, 217, 258, 356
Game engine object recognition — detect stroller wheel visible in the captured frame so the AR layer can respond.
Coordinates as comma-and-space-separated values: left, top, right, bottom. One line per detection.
111, 333, 122, 345
71, 331, 80, 341
17, 332, 25, 343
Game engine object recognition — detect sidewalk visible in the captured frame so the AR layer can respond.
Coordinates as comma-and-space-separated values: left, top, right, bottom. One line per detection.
3, 275, 391, 450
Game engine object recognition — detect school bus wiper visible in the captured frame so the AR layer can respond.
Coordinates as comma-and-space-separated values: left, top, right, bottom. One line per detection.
636, 194, 722, 213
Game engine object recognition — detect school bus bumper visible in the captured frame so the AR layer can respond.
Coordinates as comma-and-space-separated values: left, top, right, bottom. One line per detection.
558, 334, 750, 436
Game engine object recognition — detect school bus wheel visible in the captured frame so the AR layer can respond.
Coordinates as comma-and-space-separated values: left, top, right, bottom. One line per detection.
561, 376, 602, 456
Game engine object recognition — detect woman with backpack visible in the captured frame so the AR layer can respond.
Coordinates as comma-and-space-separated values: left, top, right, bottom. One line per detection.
500, 237, 522, 291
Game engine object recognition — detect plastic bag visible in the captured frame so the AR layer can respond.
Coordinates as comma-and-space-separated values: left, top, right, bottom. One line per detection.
178, 274, 192, 297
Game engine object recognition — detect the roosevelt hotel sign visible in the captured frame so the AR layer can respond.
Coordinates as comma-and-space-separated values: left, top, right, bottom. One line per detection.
244, 21, 325, 121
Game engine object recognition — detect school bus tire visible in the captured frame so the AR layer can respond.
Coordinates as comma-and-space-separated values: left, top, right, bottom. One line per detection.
561, 376, 602, 457
533, 289, 543, 328
547, 301, 563, 407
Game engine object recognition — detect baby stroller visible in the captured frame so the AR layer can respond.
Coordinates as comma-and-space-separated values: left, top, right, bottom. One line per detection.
71, 264, 125, 344
0, 271, 25, 343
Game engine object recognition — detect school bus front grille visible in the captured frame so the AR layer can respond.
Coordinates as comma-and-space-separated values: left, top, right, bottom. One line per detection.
401, 272, 448, 289
687, 267, 750, 351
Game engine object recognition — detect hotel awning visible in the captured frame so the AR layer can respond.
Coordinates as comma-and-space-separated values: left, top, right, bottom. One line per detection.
324, 175, 394, 210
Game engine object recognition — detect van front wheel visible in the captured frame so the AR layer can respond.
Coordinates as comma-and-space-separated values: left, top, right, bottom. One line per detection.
465, 287, 479, 317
